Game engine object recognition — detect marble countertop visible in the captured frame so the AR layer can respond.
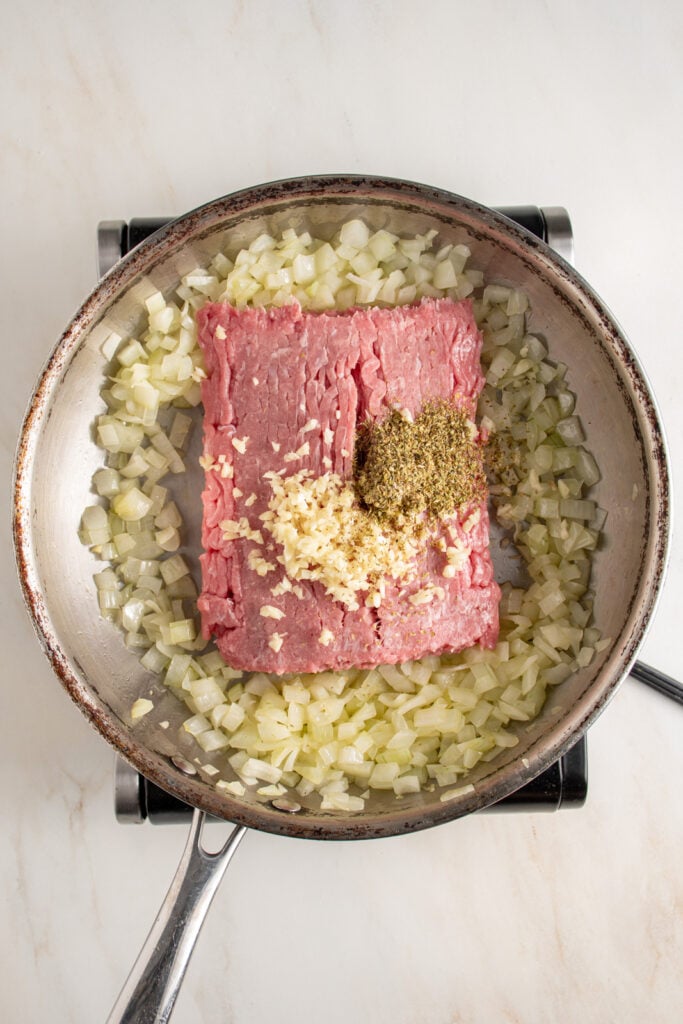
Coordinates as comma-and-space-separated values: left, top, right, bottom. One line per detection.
2, 2, 682, 1021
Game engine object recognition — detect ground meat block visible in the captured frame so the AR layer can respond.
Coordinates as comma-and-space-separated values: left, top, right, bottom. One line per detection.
196, 298, 500, 674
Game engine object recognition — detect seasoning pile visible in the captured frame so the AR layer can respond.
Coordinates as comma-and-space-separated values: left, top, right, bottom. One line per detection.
354, 399, 486, 523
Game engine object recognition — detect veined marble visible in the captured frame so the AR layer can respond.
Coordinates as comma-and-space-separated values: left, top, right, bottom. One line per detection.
2, 2, 682, 1021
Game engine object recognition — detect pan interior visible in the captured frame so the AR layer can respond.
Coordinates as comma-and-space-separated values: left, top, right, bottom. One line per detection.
16, 182, 668, 838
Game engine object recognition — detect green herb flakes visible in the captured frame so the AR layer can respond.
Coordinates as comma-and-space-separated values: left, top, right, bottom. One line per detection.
353, 400, 486, 523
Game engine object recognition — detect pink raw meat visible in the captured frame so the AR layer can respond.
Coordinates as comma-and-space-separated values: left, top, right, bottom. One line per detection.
196, 299, 499, 674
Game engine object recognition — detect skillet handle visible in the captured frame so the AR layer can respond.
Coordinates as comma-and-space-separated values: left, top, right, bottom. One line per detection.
106, 809, 247, 1024
630, 660, 683, 707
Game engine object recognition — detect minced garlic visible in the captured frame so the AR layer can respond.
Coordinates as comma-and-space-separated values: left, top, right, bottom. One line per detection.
263, 469, 421, 610
462, 509, 481, 533
232, 436, 248, 454
219, 518, 241, 539
248, 549, 276, 576
271, 578, 293, 596
442, 540, 470, 578
268, 633, 284, 652
409, 585, 445, 606
283, 441, 310, 463
260, 604, 285, 620
220, 517, 262, 544
213, 453, 234, 479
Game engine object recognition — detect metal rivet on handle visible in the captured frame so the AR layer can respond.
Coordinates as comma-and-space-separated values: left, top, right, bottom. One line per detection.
171, 754, 198, 776
271, 797, 302, 813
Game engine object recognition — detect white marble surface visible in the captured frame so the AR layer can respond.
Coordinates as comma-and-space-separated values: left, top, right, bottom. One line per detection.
2, 2, 682, 1021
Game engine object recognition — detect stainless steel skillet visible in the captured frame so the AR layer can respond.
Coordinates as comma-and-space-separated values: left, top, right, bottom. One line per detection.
13, 176, 670, 1020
